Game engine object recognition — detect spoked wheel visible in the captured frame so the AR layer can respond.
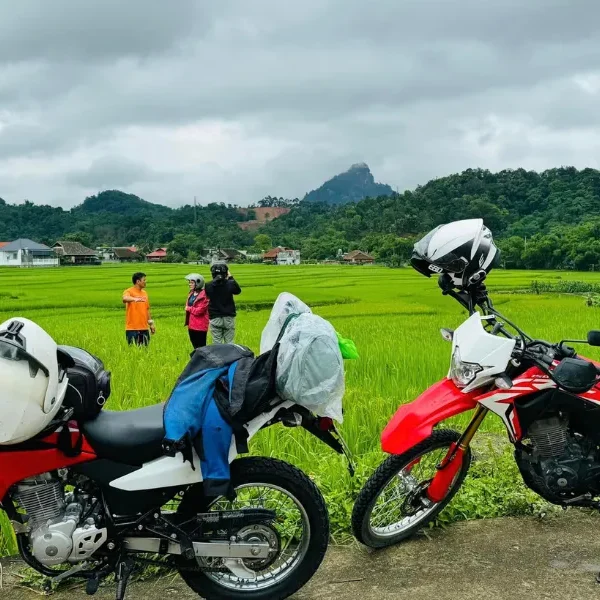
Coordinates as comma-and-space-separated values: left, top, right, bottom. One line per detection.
176, 457, 329, 600
352, 430, 471, 549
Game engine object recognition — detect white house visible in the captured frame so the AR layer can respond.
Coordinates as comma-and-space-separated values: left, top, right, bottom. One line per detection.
0, 239, 59, 268
276, 249, 301, 265
263, 247, 301, 265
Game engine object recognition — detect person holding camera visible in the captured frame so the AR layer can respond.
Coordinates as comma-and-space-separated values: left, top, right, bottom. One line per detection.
205, 263, 241, 344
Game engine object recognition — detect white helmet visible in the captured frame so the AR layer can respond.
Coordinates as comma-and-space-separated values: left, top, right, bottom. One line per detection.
411, 218, 500, 289
185, 273, 205, 289
0, 317, 68, 445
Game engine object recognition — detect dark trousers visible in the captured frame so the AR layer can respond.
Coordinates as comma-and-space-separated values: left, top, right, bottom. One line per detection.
189, 329, 208, 349
126, 330, 150, 346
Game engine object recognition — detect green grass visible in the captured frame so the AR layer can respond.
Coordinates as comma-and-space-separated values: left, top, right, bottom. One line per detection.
2, 263, 600, 556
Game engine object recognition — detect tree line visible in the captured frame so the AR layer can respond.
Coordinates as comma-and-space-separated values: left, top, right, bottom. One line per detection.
261, 166, 600, 267
2, 167, 600, 268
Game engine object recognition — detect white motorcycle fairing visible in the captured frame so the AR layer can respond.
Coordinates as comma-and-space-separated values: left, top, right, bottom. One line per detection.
449, 312, 516, 393
109, 400, 295, 492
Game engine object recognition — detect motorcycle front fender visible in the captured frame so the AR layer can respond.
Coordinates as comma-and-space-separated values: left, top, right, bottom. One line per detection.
381, 378, 479, 455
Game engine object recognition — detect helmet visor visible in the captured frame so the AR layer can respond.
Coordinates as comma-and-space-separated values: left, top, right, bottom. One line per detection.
413, 225, 442, 258
0, 339, 50, 379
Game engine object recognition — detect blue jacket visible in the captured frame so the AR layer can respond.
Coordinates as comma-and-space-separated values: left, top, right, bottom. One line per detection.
163, 343, 280, 497
162, 345, 252, 497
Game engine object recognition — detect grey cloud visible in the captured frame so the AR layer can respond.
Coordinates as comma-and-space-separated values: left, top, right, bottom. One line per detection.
66, 156, 155, 189
0, 1, 206, 63
2, 0, 600, 207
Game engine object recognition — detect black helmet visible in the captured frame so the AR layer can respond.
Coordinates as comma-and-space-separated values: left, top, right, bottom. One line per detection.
411, 218, 500, 289
210, 262, 228, 282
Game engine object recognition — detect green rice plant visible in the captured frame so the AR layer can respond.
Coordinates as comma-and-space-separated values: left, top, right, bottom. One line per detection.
2, 264, 600, 555
530, 279, 600, 295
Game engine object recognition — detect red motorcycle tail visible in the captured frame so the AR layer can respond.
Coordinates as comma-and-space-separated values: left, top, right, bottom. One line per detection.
0, 426, 96, 499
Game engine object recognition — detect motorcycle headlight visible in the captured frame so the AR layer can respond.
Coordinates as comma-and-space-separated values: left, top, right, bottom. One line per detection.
450, 346, 483, 387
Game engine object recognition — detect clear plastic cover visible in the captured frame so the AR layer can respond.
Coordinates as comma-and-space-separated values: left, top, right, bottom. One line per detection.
260, 292, 312, 354
260, 293, 345, 421
274, 312, 345, 422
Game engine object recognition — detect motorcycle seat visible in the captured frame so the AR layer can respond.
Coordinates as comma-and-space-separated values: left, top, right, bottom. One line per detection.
81, 403, 165, 466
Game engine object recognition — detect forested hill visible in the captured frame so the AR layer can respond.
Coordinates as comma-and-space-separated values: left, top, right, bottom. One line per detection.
263, 167, 600, 269
2, 167, 600, 269
0, 190, 256, 252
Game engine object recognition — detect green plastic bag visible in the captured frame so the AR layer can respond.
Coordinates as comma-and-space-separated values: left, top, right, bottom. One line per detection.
336, 331, 359, 359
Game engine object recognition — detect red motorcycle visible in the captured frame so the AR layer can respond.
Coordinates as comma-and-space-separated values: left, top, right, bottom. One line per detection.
352, 272, 600, 550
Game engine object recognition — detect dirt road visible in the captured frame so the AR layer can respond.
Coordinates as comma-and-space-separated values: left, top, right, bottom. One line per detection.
4, 511, 600, 599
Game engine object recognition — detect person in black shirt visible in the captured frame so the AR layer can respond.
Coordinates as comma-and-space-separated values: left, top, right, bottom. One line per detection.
205, 262, 242, 344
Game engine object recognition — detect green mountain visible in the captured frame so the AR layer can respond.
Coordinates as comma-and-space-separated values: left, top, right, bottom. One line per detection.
75, 190, 172, 217
2, 166, 600, 270
303, 163, 394, 205
0, 191, 254, 251
263, 166, 600, 269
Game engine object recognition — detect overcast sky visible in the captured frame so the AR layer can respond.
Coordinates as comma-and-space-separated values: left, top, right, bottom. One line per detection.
2, 1, 600, 208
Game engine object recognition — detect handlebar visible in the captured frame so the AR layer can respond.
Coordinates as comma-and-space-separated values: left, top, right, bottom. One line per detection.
515, 341, 600, 391
510, 341, 570, 376
441, 277, 600, 383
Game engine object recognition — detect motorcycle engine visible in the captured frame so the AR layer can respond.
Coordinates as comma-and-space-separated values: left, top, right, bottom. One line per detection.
13, 473, 107, 566
515, 416, 600, 504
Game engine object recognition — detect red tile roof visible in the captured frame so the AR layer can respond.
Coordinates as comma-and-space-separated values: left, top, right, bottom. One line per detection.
146, 248, 167, 258
263, 246, 288, 259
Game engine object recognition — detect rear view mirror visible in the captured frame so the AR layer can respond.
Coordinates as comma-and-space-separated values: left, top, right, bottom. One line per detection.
588, 331, 600, 347
440, 328, 454, 342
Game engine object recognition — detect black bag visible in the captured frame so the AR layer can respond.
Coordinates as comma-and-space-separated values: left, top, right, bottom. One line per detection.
58, 345, 112, 421
214, 345, 281, 425
212, 345, 282, 454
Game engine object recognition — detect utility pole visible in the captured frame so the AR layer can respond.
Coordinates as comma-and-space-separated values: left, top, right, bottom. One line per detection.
194, 196, 197, 223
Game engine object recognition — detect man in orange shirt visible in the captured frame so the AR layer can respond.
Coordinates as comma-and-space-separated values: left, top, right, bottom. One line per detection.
122, 272, 156, 346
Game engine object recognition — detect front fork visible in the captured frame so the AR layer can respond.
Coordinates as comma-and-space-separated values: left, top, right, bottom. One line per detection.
426, 405, 488, 503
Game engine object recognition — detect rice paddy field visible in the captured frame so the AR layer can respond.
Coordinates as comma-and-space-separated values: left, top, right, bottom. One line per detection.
2, 263, 600, 557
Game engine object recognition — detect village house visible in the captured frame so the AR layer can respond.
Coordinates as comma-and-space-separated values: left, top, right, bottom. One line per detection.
263, 246, 301, 265
0, 238, 59, 268
146, 248, 168, 263
97, 246, 143, 263
205, 248, 247, 264
53, 241, 100, 265
343, 250, 375, 265
112, 247, 143, 263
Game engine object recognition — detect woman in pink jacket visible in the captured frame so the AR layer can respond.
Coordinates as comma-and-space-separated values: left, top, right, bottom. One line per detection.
184, 273, 210, 349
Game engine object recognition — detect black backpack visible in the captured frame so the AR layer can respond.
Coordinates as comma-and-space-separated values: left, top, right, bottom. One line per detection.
58, 345, 112, 422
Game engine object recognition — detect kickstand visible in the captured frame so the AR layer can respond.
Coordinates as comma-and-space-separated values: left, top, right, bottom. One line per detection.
115, 557, 136, 600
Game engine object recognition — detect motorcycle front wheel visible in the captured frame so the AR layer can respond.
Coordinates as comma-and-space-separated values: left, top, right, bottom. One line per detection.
352, 429, 471, 549
176, 456, 329, 600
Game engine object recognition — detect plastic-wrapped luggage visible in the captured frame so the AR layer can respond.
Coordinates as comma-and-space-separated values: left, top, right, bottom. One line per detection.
261, 293, 345, 422
260, 292, 312, 354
